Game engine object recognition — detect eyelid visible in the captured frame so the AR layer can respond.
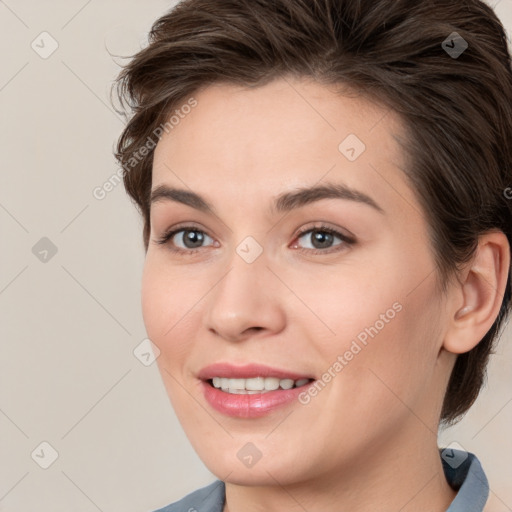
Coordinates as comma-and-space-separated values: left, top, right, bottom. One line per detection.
293, 222, 356, 244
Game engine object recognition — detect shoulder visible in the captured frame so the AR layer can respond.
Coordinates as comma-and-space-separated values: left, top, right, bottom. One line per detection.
152, 480, 225, 512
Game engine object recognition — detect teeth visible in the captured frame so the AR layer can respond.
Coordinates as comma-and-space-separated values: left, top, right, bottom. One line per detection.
280, 378, 294, 389
210, 376, 311, 393
264, 377, 280, 390
246, 377, 265, 390
228, 378, 247, 390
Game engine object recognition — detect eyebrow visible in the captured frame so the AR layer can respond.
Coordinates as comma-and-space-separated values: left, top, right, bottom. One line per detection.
150, 181, 384, 215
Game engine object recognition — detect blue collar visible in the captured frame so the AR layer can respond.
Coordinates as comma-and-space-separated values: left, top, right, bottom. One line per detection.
443, 449, 489, 511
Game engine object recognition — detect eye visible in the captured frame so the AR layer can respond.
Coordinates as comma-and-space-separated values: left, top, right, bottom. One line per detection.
155, 225, 216, 254
291, 224, 355, 254
154, 222, 355, 256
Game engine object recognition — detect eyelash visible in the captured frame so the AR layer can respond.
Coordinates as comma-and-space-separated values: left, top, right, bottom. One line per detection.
155, 223, 356, 256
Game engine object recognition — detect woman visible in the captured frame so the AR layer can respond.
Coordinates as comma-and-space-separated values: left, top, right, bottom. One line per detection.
114, 0, 512, 510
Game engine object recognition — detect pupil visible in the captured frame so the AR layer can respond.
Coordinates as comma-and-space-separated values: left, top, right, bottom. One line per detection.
313, 230, 333, 249
184, 230, 203, 248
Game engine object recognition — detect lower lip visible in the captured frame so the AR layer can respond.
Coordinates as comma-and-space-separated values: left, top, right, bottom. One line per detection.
201, 380, 313, 418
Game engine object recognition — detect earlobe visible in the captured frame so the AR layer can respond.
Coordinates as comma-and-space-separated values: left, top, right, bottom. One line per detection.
443, 231, 510, 355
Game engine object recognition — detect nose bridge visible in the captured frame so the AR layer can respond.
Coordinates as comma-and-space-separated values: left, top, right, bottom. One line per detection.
203, 238, 285, 341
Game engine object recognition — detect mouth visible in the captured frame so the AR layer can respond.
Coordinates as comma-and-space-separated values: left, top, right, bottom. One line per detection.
198, 363, 316, 418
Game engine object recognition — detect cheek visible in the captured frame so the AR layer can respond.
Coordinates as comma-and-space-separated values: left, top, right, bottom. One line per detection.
333, 278, 444, 425
141, 260, 166, 343
141, 257, 202, 416
140, 255, 195, 365
299, 251, 443, 407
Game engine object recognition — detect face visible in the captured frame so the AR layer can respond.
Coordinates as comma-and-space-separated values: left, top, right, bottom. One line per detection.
142, 77, 454, 486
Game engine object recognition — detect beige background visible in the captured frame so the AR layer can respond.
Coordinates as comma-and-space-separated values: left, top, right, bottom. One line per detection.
0, 1, 511, 510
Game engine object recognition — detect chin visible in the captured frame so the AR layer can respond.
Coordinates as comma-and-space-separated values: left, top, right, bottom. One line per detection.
195, 441, 311, 487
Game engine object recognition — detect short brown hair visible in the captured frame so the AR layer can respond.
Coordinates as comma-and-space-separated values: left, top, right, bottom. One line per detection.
113, 0, 512, 425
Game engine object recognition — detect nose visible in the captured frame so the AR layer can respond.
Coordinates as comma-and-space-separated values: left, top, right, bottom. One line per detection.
203, 249, 286, 343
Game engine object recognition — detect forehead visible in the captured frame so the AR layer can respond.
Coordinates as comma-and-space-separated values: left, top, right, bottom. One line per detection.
151, 77, 416, 217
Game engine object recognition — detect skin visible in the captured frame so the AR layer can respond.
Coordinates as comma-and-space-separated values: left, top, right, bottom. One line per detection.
142, 77, 509, 512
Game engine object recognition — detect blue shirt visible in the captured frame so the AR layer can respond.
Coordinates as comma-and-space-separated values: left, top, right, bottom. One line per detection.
154, 449, 489, 512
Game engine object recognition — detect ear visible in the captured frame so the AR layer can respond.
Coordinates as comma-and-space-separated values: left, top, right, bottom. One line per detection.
443, 230, 510, 355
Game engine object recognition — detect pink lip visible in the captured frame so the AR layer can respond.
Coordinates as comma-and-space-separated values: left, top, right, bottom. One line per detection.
198, 363, 315, 418
201, 381, 313, 418
197, 362, 313, 381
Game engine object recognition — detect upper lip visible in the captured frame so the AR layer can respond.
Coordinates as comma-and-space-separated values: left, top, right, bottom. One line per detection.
198, 363, 314, 381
